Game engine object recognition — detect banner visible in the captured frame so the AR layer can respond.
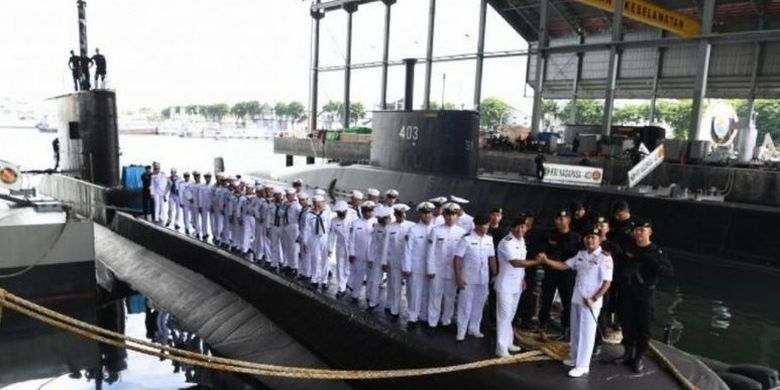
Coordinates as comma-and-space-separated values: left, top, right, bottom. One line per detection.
0, 159, 21, 191
542, 163, 604, 186
573, 0, 701, 37
627, 144, 665, 188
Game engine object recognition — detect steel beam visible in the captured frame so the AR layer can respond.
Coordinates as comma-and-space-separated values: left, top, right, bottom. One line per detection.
688, 0, 715, 140
309, 5, 324, 133
313, 0, 377, 12
649, 29, 666, 124
530, 0, 549, 134
569, 33, 584, 124
601, 0, 624, 136
379, 0, 395, 110
423, 0, 436, 110
77, 0, 90, 91
746, 16, 765, 121
343, 3, 357, 130
473, 0, 488, 109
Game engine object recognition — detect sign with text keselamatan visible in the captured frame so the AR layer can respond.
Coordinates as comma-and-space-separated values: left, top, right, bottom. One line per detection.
542, 163, 604, 186
627, 144, 666, 188
572, 0, 701, 37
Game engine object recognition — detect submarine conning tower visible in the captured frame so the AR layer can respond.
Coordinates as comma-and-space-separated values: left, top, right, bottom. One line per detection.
370, 58, 480, 178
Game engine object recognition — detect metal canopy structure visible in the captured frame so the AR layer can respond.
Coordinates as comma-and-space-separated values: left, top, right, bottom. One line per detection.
308, 0, 780, 139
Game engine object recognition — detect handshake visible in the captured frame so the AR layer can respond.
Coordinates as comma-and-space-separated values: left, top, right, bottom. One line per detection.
536, 253, 552, 266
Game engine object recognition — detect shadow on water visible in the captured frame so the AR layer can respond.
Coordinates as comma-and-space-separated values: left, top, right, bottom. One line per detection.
655, 257, 780, 369
0, 290, 267, 390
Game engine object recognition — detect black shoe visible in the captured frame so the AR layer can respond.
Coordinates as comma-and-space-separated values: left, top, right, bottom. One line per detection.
612, 347, 635, 365
426, 325, 437, 335
390, 314, 400, 322
320, 283, 328, 291
632, 357, 645, 373
165, 221, 171, 227
384, 308, 392, 315
336, 291, 345, 298
351, 297, 359, 304
407, 321, 418, 330
175, 224, 180, 230
309, 282, 318, 290
366, 305, 376, 313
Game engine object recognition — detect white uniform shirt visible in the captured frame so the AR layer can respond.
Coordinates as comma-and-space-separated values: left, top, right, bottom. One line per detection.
403, 222, 434, 274
426, 224, 467, 279
349, 218, 375, 259
457, 213, 475, 233
495, 234, 527, 294
285, 201, 302, 226
328, 216, 350, 255
198, 184, 213, 211
182, 182, 197, 208
433, 214, 445, 226
384, 220, 415, 268
267, 200, 284, 228
166, 176, 183, 198
301, 209, 329, 243
369, 223, 390, 265
151, 172, 168, 196
454, 231, 495, 285
565, 247, 613, 308
346, 205, 362, 224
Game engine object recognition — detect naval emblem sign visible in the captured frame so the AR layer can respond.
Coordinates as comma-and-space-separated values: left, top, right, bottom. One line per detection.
0, 159, 21, 190
542, 163, 604, 186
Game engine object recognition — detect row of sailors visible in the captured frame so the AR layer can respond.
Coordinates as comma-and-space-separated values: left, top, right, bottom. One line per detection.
151, 170, 661, 378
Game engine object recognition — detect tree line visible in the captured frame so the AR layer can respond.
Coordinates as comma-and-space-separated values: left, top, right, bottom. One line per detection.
161, 101, 306, 124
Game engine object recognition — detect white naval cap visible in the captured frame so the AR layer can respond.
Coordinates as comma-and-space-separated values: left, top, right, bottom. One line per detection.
273, 187, 284, 195
450, 195, 470, 204
298, 192, 310, 200
264, 183, 274, 190
429, 196, 448, 206
293, 178, 303, 186
314, 188, 327, 196
255, 183, 264, 190
374, 205, 392, 218
360, 200, 376, 209
385, 189, 399, 198
313, 195, 325, 203
416, 201, 435, 212
333, 200, 349, 212
352, 190, 364, 200
367, 188, 380, 197
285, 188, 297, 195
442, 202, 462, 214
393, 203, 411, 213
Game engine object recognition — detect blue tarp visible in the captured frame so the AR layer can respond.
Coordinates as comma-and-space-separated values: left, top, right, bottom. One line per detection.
122, 165, 145, 210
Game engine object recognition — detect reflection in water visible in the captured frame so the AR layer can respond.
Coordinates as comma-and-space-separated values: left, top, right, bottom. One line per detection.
655, 257, 780, 369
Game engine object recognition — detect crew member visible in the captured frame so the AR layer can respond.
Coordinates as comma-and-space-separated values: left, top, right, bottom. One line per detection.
429, 196, 447, 226
384, 189, 399, 207
495, 217, 541, 356
329, 200, 351, 297
68, 50, 80, 91
347, 190, 364, 222
403, 202, 435, 328
266, 188, 286, 271
197, 172, 214, 240
517, 211, 542, 330
542, 227, 613, 378
91, 48, 107, 89
302, 194, 330, 290
189, 172, 203, 236
383, 203, 414, 321
165, 168, 182, 229
348, 201, 376, 303
426, 202, 466, 331
366, 188, 381, 203
454, 215, 495, 341
297, 192, 312, 280
179, 172, 192, 234
451, 195, 475, 233
613, 219, 672, 373
282, 188, 302, 275
150, 163, 168, 223
538, 209, 582, 334
570, 201, 593, 235
366, 206, 391, 311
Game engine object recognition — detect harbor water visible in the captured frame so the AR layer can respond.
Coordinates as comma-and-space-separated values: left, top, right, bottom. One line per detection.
1, 127, 778, 373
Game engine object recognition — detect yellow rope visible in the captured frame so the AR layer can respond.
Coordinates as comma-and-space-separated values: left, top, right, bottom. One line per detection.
0, 289, 6, 325
649, 343, 701, 390
0, 288, 550, 379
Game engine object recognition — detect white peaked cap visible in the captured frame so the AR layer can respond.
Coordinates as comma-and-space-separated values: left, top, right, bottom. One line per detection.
385, 189, 399, 197
298, 192, 310, 200
374, 206, 392, 218
273, 187, 284, 195
450, 195, 470, 204
286, 188, 297, 195
314, 188, 327, 196
352, 190, 364, 200
333, 200, 349, 212
367, 188, 380, 197
393, 203, 411, 213
313, 195, 325, 203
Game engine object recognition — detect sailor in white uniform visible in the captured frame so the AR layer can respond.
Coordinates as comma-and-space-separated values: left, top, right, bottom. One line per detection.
282, 188, 302, 274
383, 203, 414, 321
239, 185, 255, 256
427, 202, 466, 329
197, 172, 214, 240
302, 195, 330, 290
150, 164, 168, 223
366, 188, 381, 203
329, 200, 352, 297
346, 190, 364, 223
179, 172, 192, 234
384, 189, 399, 207
451, 195, 475, 233
348, 201, 375, 303
165, 168, 183, 229
190, 172, 204, 234
366, 205, 391, 311
542, 227, 613, 378
266, 188, 286, 270
211, 174, 226, 243
429, 196, 447, 226
453, 215, 496, 341
495, 217, 543, 356
218, 180, 234, 246
403, 202, 435, 328
296, 192, 312, 279
252, 183, 270, 262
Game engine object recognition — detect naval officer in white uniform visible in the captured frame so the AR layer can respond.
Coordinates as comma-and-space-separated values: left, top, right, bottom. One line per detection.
403, 202, 436, 327
542, 227, 613, 378
453, 214, 496, 341
426, 202, 466, 330
329, 200, 351, 297
495, 216, 543, 356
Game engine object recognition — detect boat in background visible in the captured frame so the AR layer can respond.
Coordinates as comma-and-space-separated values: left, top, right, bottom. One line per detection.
118, 118, 159, 135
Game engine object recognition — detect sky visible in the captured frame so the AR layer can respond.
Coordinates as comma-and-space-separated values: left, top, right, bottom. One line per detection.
0, 0, 532, 114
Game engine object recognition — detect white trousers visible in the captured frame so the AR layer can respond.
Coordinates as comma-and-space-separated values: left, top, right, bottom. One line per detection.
167, 196, 181, 225
283, 224, 300, 269
348, 258, 368, 299
241, 217, 254, 253
496, 291, 522, 355
385, 266, 403, 315
318, 242, 331, 285
335, 246, 350, 293
254, 221, 266, 260
300, 242, 312, 277
406, 273, 429, 322
153, 194, 165, 221
200, 209, 210, 237
309, 236, 329, 284
232, 217, 243, 248
428, 276, 457, 327
214, 212, 224, 241
365, 261, 384, 308
570, 303, 601, 370
220, 215, 232, 244
457, 283, 489, 337
268, 227, 284, 265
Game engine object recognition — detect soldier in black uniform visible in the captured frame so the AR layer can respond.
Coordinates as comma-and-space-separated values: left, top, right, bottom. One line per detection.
516, 211, 542, 329
484, 207, 507, 330
593, 215, 622, 354
68, 50, 80, 91
538, 209, 582, 334
569, 201, 594, 235
141, 165, 153, 220
91, 48, 107, 89
612, 219, 672, 373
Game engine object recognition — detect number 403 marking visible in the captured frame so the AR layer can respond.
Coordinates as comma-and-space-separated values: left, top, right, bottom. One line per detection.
398, 125, 419, 141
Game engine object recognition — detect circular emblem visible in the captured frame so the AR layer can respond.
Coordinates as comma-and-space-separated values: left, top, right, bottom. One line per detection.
1, 167, 18, 185
591, 170, 602, 182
